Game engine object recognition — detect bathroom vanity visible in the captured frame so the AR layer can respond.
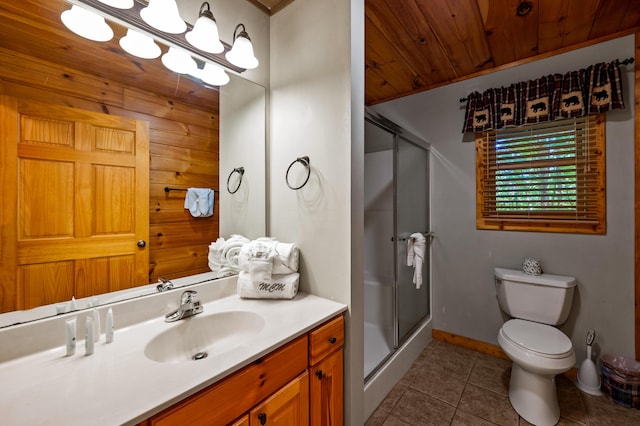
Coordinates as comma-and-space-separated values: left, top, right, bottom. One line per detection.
0, 274, 346, 425
139, 315, 344, 425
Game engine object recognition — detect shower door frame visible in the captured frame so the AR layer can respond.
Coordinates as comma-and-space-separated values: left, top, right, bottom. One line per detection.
364, 109, 432, 382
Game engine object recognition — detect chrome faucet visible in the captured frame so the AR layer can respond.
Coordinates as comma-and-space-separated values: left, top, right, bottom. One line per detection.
156, 277, 174, 292
165, 290, 203, 322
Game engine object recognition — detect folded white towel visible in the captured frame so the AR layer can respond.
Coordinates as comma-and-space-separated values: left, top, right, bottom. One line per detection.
407, 233, 426, 289
217, 265, 237, 278
237, 271, 299, 299
249, 258, 273, 283
184, 188, 214, 217
208, 235, 249, 275
208, 237, 227, 272
221, 234, 249, 269
239, 239, 299, 275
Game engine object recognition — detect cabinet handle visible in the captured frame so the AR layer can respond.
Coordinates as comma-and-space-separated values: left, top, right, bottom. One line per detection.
258, 413, 267, 425
316, 370, 323, 380
328, 337, 337, 344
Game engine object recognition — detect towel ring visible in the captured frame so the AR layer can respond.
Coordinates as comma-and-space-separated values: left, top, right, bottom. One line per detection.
286, 156, 310, 190
226, 167, 245, 194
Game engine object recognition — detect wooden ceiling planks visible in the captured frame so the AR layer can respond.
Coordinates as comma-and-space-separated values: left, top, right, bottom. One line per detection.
589, 0, 629, 38
366, 0, 640, 105
416, 0, 494, 73
483, 0, 538, 64
5, 0, 637, 107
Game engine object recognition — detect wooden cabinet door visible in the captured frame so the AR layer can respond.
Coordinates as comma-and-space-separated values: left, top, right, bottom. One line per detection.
231, 415, 249, 426
310, 348, 343, 426
250, 371, 309, 426
0, 96, 149, 311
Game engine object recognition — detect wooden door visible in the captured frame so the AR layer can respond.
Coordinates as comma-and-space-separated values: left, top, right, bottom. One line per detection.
310, 348, 344, 426
250, 371, 309, 426
0, 96, 149, 311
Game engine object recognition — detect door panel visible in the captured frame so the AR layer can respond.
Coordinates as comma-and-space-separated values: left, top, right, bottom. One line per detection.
250, 371, 309, 426
363, 119, 395, 379
395, 136, 430, 344
0, 96, 149, 311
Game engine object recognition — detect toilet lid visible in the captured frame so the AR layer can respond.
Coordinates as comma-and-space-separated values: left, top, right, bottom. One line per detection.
502, 319, 572, 356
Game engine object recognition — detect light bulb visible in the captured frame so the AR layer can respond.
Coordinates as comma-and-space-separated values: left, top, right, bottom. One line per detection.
119, 29, 161, 59
140, 0, 186, 34
161, 47, 197, 74
61, 5, 113, 42
225, 24, 258, 70
200, 63, 229, 86
185, 2, 223, 54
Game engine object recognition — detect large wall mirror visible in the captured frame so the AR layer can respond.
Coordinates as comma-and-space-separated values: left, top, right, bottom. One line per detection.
0, 0, 266, 326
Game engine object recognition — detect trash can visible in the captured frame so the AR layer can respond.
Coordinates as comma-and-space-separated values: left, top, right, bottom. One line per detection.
601, 354, 640, 409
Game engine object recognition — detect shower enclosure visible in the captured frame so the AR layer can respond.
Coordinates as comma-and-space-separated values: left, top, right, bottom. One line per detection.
364, 110, 431, 383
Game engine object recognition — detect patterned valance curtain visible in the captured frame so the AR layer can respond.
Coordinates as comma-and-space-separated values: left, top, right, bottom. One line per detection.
462, 60, 625, 133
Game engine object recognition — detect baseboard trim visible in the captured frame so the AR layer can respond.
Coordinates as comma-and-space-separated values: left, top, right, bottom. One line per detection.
431, 328, 578, 379
432, 329, 510, 360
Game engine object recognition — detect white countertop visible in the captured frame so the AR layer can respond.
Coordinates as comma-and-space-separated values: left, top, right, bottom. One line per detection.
0, 281, 346, 426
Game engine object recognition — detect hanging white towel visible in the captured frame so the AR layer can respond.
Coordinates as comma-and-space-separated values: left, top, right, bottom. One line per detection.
184, 188, 214, 217
407, 233, 426, 289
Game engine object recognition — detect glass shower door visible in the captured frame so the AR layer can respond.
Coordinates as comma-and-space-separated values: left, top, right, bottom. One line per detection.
395, 136, 430, 344
364, 119, 395, 378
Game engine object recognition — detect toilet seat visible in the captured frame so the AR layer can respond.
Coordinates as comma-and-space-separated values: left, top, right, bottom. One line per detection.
502, 319, 572, 358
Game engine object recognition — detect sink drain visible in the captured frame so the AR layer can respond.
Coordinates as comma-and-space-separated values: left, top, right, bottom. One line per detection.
192, 352, 208, 361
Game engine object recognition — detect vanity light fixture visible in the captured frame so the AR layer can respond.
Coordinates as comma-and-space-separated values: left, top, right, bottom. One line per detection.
185, 2, 224, 54
225, 24, 259, 70
140, 0, 187, 34
61, 4, 114, 42
61, 0, 258, 86
95, 0, 133, 9
162, 47, 198, 74
119, 29, 161, 59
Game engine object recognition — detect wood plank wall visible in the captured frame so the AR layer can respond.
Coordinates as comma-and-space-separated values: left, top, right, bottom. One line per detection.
0, 47, 219, 285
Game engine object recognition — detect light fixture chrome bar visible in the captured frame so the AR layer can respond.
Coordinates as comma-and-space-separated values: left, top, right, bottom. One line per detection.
66, 0, 245, 73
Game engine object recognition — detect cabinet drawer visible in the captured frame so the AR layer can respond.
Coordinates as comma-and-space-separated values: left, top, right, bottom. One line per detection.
309, 315, 344, 365
147, 335, 308, 426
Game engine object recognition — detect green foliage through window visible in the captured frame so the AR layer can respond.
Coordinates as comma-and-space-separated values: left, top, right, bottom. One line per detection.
476, 115, 605, 234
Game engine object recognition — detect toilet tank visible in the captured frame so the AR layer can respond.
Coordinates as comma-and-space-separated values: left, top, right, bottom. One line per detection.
494, 267, 576, 325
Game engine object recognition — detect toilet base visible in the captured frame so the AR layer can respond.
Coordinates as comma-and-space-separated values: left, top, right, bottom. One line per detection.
508, 363, 560, 426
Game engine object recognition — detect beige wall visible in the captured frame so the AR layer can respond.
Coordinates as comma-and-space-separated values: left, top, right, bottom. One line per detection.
270, 0, 365, 424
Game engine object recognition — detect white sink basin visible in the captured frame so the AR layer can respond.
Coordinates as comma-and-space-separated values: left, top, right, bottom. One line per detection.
144, 310, 265, 363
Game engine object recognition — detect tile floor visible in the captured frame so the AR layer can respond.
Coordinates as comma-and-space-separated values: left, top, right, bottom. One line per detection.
365, 340, 640, 426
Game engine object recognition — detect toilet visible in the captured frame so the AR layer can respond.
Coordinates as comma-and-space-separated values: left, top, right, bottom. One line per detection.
495, 267, 576, 426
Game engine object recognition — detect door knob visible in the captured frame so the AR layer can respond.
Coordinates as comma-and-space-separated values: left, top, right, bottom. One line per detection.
258, 413, 267, 425
137, 240, 146, 248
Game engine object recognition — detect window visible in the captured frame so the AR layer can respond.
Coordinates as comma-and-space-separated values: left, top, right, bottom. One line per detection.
476, 114, 605, 234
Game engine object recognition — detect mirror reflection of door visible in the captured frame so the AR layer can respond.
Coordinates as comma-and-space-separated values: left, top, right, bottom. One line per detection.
0, 96, 149, 311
